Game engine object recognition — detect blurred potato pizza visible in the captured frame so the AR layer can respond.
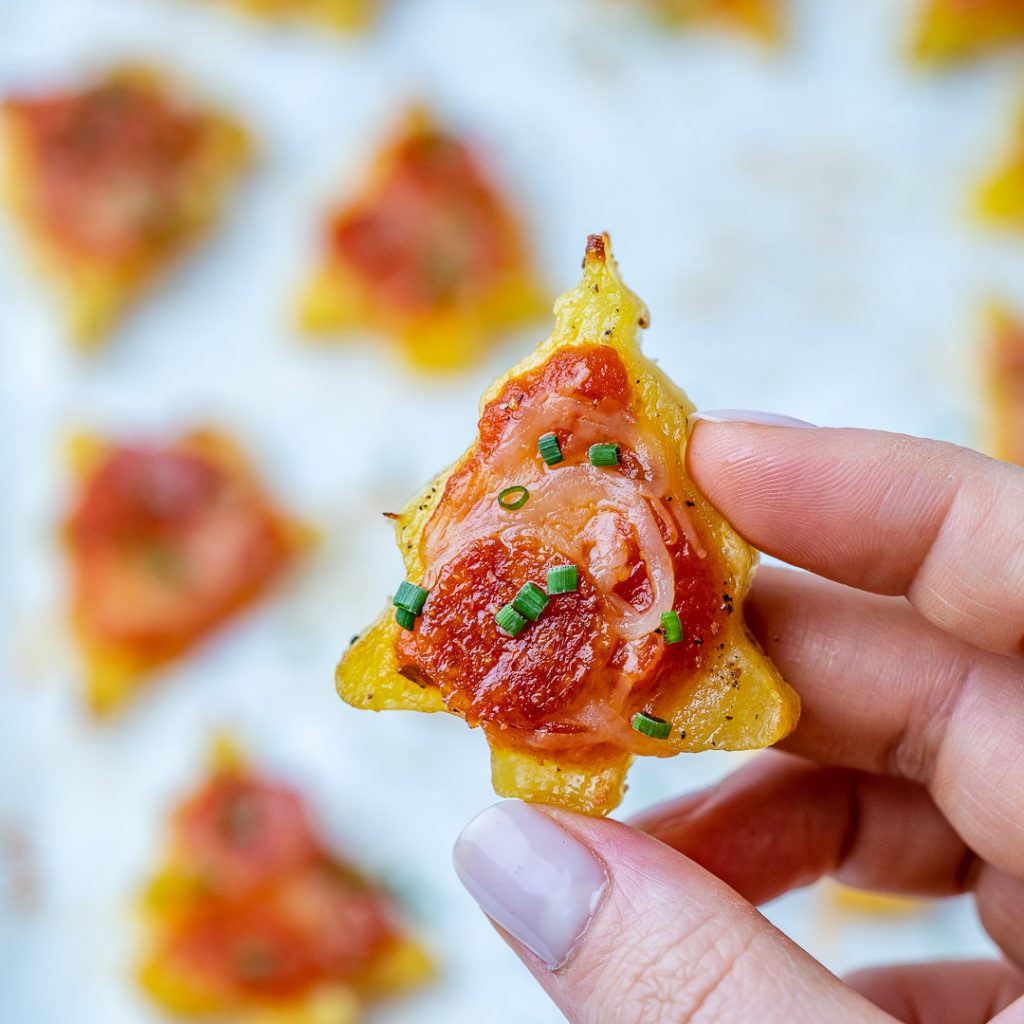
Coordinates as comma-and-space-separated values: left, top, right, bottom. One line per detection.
299, 107, 546, 371
913, 0, 1024, 64
64, 430, 311, 715
140, 739, 433, 1023
2, 67, 250, 347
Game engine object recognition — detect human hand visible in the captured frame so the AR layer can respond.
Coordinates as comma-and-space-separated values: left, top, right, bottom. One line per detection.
452, 416, 1024, 1024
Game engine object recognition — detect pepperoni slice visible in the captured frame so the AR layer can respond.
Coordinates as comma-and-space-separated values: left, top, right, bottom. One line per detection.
267, 864, 396, 979
330, 129, 512, 312
68, 444, 295, 655
160, 906, 318, 1002
10, 79, 204, 263
158, 862, 396, 1002
173, 775, 319, 898
396, 536, 613, 730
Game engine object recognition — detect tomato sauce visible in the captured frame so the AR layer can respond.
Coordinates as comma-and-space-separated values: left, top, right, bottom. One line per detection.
68, 444, 295, 656
10, 80, 204, 262
330, 129, 513, 312
395, 345, 729, 754
174, 776, 320, 899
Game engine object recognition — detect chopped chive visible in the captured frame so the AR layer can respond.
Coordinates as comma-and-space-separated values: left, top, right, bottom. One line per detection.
547, 564, 578, 594
538, 432, 564, 466
495, 604, 528, 637
632, 711, 672, 740
497, 485, 530, 511
512, 582, 549, 622
395, 607, 417, 631
589, 443, 621, 467
393, 581, 429, 615
660, 610, 683, 644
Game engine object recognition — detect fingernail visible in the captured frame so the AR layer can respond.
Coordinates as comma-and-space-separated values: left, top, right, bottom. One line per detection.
689, 409, 816, 428
453, 801, 607, 969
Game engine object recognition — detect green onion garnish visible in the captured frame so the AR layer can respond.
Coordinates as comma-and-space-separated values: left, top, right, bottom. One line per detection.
495, 604, 528, 637
631, 711, 672, 740
660, 610, 683, 644
512, 582, 548, 622
538, 432, 564, 466
497, 485, 530, 511
393, 581, 429, 615
395, 607, 417, 631
589, 443, 621, 467
547, 565, 578, 594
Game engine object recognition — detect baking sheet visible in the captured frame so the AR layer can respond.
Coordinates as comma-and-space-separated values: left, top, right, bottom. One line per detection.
0, 0, 1015, 1020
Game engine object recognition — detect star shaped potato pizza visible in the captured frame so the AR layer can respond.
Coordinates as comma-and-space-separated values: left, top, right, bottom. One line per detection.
140, 739, 433, 1023
913, 0, 1024, 64
298, 108, 546, 370
337, 234, 799, 816
65, 430, 311, 715
2, 67, 249, 347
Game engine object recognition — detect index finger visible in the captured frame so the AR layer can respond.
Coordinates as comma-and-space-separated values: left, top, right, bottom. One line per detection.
687, 421, 1024, 656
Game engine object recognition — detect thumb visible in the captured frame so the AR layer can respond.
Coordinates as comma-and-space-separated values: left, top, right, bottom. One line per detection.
453, 801, 894, 1024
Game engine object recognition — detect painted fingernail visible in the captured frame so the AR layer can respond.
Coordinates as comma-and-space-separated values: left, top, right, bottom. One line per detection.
453, 801, 607, 969
689, 409, 816, 428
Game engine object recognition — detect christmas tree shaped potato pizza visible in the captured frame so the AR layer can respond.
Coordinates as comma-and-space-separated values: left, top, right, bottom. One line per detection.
337, 234, 799, 816
2, 67, 249, 347
66, 430, 311, 715
299, 108, 546, 370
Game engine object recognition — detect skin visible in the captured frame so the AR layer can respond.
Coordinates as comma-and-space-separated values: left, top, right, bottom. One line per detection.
490, 422, 1024, 1024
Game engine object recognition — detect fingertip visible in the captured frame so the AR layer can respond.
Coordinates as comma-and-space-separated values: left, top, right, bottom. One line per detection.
686, 420, 841, 558
452, 801, 608, 970
689, 410, 818, 429
456, 799, 886, 1024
